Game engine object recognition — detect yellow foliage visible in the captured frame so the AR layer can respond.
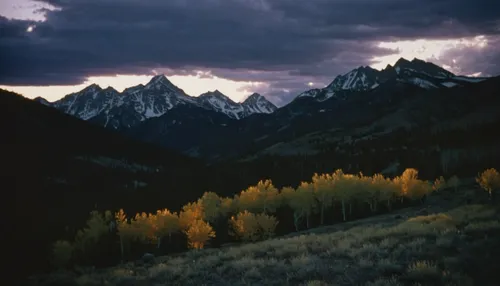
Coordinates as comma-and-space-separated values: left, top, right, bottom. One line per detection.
179, 202, 204, 230
185, 219, 215, 249
229, 211, 278, 242
230, 210, 261, 242
73, 210, 112, 252
311, 173, 335, 207
220, 197, 235, 216
476, 168, 500, 194
153, 209, 180, 238
131, 212, 156, 242
237, 180, 280, 214
198, 192, 222, 223
115, 209, 140, 241
432, 176, 446, 191
295, 182, 317, 214
255, 213, 279, 240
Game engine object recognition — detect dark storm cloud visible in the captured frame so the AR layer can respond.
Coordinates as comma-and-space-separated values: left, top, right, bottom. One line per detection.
1, 0, 499, 103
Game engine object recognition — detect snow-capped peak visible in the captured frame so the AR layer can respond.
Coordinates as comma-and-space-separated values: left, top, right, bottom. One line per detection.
242, 93, 266, 104
200, 90, 236, 103
293, 57, 485, 103
144, 74, 180, 92
81, 83, 102, 93
242, 93, 277, 114
392, 57, 455, 78
326, 65, 379, 92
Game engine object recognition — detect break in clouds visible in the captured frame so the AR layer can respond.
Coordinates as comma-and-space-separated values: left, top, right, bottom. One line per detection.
1, 0, 500, 104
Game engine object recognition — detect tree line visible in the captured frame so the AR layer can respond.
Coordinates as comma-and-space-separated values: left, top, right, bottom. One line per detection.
52, 168, 500, 269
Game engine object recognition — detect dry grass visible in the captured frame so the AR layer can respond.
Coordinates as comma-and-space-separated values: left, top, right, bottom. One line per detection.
28, 203, 499, 286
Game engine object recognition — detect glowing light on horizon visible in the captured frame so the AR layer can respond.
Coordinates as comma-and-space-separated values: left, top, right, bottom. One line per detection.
371, 35, 489, 73
0, 73, 264, 103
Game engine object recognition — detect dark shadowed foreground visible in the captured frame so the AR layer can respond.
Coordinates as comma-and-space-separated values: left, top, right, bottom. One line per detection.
25, 185, 499, 286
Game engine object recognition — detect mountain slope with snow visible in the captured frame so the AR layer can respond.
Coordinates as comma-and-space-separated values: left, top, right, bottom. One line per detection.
296, 57, 487, 102
37, 75, 277, 129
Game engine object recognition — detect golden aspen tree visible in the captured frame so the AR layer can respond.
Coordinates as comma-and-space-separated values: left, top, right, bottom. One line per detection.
237, 180, 280, 214
73, 210, 112, 255
185, 219, 215, 249
238, 185, 262, 213
393, 168, 419, 203
229, 210, 261, 242
333, 172, 357, 221
198, 192, 222, 223
152, 209, 180, 248
179, 202, 203, 230
312, 173, 336, 225
378, 177, 399, 211
476, 168, 500, 201
432, 176, 446, 192
256, 179, 280, 214
369, 174, 388, 213
131, 212, 156, 243
255, 213, 279, 240
355, 172, 375, 214
408, 180, 432, 203
296, 181, 317, 229
115, 209, 140, 262
280, 186, 304, 231
220, 196, 235, 217
229, 211, 278, 242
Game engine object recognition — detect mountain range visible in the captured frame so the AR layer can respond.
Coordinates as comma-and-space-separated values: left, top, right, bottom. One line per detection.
36, 57, 488, 127
8, 57, 500, 281
33, 57, 497, 163
35, 75, 277, 129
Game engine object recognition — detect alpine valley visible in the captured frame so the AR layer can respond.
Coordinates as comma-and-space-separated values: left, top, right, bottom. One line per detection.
6, 57, 500, 281
34, 57, 500, 170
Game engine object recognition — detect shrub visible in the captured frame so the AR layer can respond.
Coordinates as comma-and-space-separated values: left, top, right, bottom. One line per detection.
229, 211, 278, 242
476, 168, 500, 200
51, 240, 74, 269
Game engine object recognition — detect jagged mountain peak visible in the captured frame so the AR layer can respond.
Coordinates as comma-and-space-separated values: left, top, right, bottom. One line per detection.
325, 64, 380, 92
202, 89, 228, 98
392, 57, 455, 78
103, 86, 119, 93
144, 74, 180, 91
243, 93, 264, 102
294, 57, 486, 103
242, 93, 271, 105
241, 93, 277, 114
394, 57, 411, 67
148, 74, 169, 83
82, 83, 102, 92
33, 96, 51, 106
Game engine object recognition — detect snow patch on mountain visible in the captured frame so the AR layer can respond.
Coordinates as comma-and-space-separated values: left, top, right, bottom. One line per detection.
292, 57, 489, 103
297, 89, 321, 98
441, 82, 458, 88
242, 93, 277, 114
453, 76, 487, 83
407, 78, 439, 89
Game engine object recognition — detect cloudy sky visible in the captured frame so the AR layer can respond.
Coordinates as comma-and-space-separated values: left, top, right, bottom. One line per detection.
1, 0, 499, 106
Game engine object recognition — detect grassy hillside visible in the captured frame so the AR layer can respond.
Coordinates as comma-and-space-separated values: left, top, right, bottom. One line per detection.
2, 90, 211, 281
26, 187, 499, 286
